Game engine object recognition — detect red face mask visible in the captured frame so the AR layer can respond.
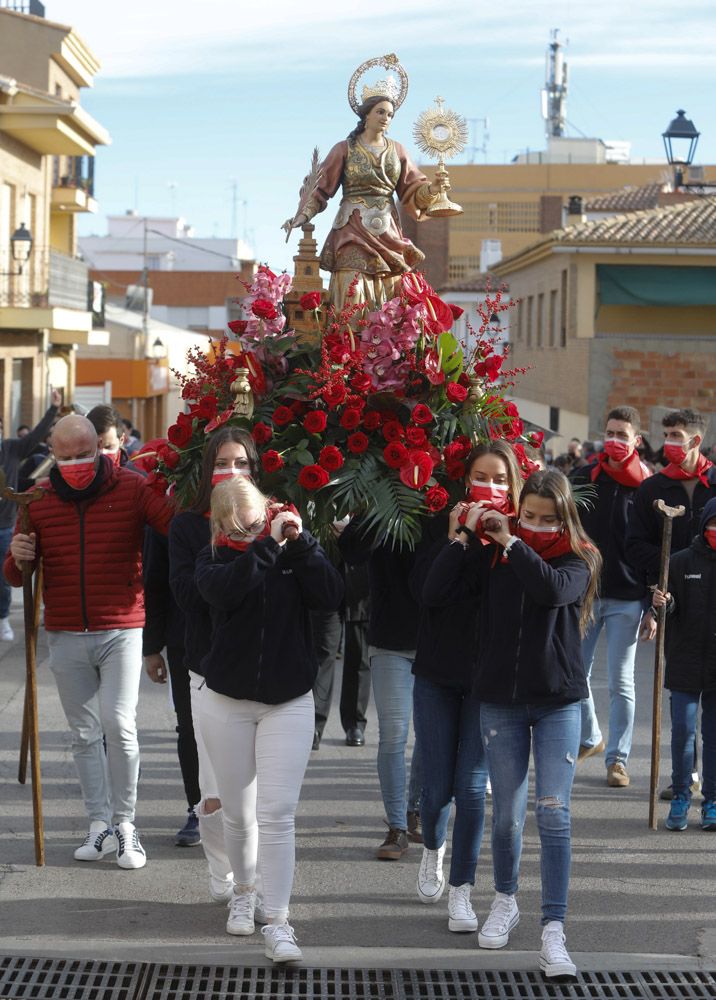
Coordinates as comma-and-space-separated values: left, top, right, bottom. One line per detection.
57, 456, 98, 491
705, 527, 716, 551
468, 481, 511, 512
102, 447, 122, 467
211, 467, 250, 488
517, 520, 563, 554
663, 441, 690, 466
603, 439, 632, 463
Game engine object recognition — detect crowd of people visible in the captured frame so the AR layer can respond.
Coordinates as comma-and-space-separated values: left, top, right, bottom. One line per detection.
1, 398, 715, 979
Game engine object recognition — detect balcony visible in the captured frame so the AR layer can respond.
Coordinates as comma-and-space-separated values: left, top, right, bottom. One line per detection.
52, 156, 97, 213
0, 247, 93, 342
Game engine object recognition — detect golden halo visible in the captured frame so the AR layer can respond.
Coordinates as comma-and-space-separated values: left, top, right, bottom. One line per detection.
347, 54, 409, 115
413, 97, 468, 161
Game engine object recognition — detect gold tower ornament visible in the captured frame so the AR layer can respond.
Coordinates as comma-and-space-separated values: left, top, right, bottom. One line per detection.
413, 96, 468, 218
230, 367, 254, 420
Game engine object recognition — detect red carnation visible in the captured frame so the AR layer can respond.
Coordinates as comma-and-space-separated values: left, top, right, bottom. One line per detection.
303, 410, 328, 434
411, 403, 434, 426
424, 484, 449, 512
347, 432, 369, 454
322, 383, 347, 409
227, 319, 248, 336
299, 291, 321, 311
261, 450, 284, 473
251, 298, 278, 321
383, 441, 409, 469
298, 464, 330, 490
362, 410, 382, 431
339, 408, 362, 430
167, 422, 193, 448
318, 446, 344, 472
252, 422, 273, 445
405, 425, 427, 447
399, 449, 433, 490
350, 373, 372, 394
272, 405, 294, 427
446, 382, 468, 404
449, 304, 464, 320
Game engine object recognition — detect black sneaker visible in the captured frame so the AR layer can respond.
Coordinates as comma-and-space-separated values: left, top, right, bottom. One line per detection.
175, 808, 201, 847
407, 810, 423, 843
376, 827, 409, 860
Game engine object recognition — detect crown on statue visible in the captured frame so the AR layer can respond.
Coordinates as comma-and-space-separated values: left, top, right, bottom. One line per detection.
361, 74, 400, 104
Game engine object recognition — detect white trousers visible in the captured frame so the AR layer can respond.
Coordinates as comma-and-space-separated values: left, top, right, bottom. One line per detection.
200, 687, 314, 921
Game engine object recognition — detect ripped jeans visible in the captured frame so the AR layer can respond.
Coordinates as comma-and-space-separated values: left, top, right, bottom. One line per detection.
480, 701, 580, 925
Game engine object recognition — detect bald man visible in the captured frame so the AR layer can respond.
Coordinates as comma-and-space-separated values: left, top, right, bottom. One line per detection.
4, 413, 173, 869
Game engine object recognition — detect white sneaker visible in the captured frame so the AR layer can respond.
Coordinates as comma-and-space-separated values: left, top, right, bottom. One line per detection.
115, 822, 147, 869
74, 822, 117, 862
477, 892, 519, 949
539, 921, 577, 979
0, 617, 14, 641
416, 844, 446, 903
209, 874, 234, 904
262, 922, 303, 963
226, 889, 256, 935
448, 883, 478, 932
254, 896, 269, 925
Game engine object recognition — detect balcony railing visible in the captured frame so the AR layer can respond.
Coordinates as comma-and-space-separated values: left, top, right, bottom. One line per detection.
52, 156, 95, 198
0, 248, 89, 312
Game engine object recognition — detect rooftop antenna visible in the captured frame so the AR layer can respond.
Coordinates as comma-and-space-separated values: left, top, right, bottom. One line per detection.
466, 117, 490, 163
541, 28, 568, 140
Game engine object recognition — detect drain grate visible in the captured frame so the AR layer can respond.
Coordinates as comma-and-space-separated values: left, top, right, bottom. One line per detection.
1, 958, 715, 1000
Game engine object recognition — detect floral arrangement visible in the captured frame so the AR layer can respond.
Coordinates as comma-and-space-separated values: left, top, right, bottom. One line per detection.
149, 265, 542, 548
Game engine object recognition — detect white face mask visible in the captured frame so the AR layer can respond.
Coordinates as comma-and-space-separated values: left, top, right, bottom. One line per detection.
518, 520, 562, 534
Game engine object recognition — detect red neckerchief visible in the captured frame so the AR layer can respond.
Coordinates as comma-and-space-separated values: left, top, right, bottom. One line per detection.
591, 450, 648, 488
661, 453, 713, 487
515, 526, 574, 561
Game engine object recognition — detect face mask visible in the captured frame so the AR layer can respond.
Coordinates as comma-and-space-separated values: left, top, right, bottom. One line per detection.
663, 441, 691, 466
102, 447, 122, 467
211, 467, 250, 488
705, 526, 716, 551
468, 481, 511, 511
57, 456, 98, 491
603, 439, 632, 463
517, 519, 563, 554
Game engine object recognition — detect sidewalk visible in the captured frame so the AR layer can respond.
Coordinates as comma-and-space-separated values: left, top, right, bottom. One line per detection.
1, 593, 716, 975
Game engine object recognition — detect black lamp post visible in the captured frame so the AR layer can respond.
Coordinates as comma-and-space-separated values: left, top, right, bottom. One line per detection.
662, 110, 700, 188
151, 336, 167, 360
2, 222, 33, 276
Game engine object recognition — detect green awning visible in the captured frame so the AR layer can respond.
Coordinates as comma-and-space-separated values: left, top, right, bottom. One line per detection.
597, 265, 716, 306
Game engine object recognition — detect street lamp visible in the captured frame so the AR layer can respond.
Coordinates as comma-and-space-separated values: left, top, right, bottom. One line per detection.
2, 223, 33, 276
151, 336, 167, 360
662, 110, 700, 188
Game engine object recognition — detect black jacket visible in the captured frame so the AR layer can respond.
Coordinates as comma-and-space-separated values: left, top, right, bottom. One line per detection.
142, 528, 185, 658
664, 498, 716, 693
571, 462, 647, 601
168, 511, 212, 675
195, 531, 343, 704
412, 514, 480, 692
0, 405, 58, 528
423, 538, 590, 706
338, 519, 419, 651
626, 468, 716, 587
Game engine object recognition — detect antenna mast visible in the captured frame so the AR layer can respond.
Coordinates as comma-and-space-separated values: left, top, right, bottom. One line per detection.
541, 29, 568, 139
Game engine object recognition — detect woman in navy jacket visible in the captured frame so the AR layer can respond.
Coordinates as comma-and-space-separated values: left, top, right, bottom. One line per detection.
195, 476, 343, 964
423, 469, 601, 981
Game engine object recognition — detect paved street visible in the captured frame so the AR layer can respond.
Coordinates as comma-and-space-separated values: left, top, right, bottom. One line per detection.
1, 589, 716, 975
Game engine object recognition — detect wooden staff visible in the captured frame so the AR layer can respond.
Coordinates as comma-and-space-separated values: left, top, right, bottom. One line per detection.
649, 498, 686, 830
18, 562, 43, 784
4, 484, 46, 865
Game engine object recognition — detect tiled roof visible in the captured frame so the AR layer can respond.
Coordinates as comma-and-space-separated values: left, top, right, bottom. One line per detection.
560, 195, 716, 245
438, 272, 505, 293
584, 184, 663, 213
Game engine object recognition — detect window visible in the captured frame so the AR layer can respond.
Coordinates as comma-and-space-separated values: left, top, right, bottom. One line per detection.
447, 256, 481, 282
536, 293, 544, 347
560, 269, 568, 346
452, 201, 542, 233
549, 289, 558, 347
516, 300, 524, 341
549, 406, 560, 432
526, 296, 534, 347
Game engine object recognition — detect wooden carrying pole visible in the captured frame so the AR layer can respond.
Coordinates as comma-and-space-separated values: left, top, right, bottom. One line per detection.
649, 498, 686, 830
4, 484, 46, 865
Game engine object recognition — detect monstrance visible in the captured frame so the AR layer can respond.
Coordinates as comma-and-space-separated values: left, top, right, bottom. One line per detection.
413, 96, 468, 217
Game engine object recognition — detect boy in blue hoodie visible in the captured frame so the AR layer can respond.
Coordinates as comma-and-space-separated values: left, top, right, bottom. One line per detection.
653, 497, 716, 831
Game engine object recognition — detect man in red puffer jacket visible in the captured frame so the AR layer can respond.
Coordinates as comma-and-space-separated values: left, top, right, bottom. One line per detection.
4, 414, 173, 870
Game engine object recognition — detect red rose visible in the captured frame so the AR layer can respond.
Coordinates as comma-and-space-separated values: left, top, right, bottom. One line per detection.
399, 449, 433, 490
446, 382, 468, 404
299, 291, 321, 311
145, 471, 169, 494
318, 445, 344, 472
204, 408, 233, 434
504, 418, 524, 441
383, 441, 409, 469
227, 319, 247, 336
176, 411, 194, 428
167, 422, 193, 448
405, 425, 427, 447
339, 408, 362, 430
161, 446, 181, 470
382, 421, 404, 442
322, 383, 347, 409
424, 484, 449, 512
411, 403, 434, 426
289, 400, 307, 418
298, 464, 330, 490
195, 394, 218, 420
458, 372, 471, 388
303, 410, 328, 434
475, 355, 503, 382
251, 422, 273, 445
272, 405, 294, 427
449, 304, 464, 320
528, 430, 545, 448
347, 432, 369, 454
350, 373, 372, 394
262, 450, 284, 473
362, 410, 382, 431
446, 461, 466, 480
251, 298, 278, 321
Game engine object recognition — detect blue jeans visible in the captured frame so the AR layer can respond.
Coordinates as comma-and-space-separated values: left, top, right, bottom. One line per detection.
413, 676, 488, 886
580, 598, 642, 766
370, 651, 421, 829
671, 690, 716, 801
481, 701, 580, 925
0, 525, 14, 619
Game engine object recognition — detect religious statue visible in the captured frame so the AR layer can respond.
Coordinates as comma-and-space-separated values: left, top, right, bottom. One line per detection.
282, 54, 458, 312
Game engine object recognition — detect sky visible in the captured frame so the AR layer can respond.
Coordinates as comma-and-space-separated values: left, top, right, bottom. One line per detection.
48, 0, 716, 273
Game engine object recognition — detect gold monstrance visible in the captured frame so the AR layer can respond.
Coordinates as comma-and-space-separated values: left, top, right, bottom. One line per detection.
413, 96, 468, 217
